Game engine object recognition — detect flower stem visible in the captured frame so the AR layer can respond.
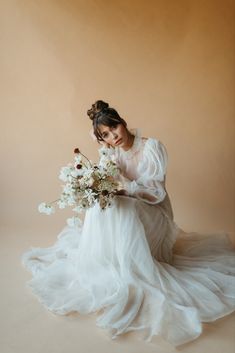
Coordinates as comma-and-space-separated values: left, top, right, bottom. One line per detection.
48, 198, 61, 205
80, 152, 92, 168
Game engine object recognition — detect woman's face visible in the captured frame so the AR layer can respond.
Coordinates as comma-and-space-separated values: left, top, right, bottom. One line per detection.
98, 123, 129, 148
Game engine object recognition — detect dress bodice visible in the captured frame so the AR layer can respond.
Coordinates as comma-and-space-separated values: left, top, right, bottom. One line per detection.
114, 129, 147, 181
99, 128, 173, 219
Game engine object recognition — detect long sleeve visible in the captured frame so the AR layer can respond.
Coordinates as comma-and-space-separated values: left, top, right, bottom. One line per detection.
120, 139, 168, 204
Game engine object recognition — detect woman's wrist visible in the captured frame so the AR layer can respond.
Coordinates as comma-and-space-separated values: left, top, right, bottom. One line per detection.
123, 180, 138, 196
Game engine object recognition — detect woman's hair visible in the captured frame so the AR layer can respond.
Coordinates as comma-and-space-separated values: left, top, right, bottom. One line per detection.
87, 100, 127, 141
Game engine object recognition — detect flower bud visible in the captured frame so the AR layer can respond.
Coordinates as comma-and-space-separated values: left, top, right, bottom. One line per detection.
76, 164, 82, 169
74, 148, 80, 154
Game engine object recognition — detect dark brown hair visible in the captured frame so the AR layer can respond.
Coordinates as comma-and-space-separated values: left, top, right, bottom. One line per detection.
87, 100, 127, 141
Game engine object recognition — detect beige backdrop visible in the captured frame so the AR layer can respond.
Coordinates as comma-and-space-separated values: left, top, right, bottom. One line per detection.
1, 2, 235, 353
1, 0, 235, 234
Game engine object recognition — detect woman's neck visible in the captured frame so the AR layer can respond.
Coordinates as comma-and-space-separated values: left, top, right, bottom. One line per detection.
121, 131, 135, 151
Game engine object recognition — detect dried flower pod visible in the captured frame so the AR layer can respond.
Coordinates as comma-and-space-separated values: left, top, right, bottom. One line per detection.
76, 164, 82, 169
74, 148, 80, 154
99, 196, 107, 210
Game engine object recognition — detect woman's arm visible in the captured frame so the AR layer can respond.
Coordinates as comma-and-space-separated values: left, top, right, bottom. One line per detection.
119, 139, 168, 204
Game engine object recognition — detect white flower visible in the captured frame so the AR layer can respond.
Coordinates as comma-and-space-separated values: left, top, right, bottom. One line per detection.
71, 168, 84, 177
74, 155, 82, 163
110, 154, 117, 163
107, 163, 119, 177
83, 168, 93, 179
98, 146, 115, 158
59, 166, 73, 182
86, 176, 95, 187
72, 205, 83, 213
67, 196, 76, 206
84, 189, 96, 204
57, 200, 66, 209
67, 216, 82, 227
38, 202, 55, 215
63, 183, 73, 194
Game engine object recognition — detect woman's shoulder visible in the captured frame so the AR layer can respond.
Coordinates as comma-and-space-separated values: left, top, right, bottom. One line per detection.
142, 137, 167, 159
142, 136, 160, 148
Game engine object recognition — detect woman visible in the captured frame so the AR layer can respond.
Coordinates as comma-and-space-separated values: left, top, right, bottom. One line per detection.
22, 100, 235, 346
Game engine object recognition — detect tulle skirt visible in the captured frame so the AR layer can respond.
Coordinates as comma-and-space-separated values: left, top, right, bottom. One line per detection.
21, 196, 235, 346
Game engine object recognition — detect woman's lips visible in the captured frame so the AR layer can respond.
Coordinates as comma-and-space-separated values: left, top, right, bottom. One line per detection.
115, 139, 122, 145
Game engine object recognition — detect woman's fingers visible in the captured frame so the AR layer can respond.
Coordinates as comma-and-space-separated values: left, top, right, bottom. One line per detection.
100, 141, 110, 148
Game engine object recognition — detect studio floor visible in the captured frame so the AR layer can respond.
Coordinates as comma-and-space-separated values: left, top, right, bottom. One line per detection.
1, 225, 235, 353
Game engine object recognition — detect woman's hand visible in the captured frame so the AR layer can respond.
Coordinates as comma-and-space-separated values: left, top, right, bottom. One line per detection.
89, 129, 111, 148
100, 141, 110, 148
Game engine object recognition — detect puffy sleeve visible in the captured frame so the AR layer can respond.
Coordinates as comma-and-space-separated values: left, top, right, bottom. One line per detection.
120, 139, 168, 204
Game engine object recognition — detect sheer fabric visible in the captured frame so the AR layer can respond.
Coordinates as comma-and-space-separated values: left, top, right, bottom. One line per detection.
22, 129, 235, 346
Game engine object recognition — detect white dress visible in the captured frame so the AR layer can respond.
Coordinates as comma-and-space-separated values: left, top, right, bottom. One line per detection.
22, 129, 235, 346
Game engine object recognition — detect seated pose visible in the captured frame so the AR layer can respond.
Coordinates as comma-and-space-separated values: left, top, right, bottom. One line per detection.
22, 100, 235, 346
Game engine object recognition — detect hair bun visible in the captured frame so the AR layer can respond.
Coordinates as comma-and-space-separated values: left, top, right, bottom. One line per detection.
87, 100, 109, 120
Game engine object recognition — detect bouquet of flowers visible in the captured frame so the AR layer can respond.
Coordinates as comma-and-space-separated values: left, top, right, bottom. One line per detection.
38, 146, 122, 227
